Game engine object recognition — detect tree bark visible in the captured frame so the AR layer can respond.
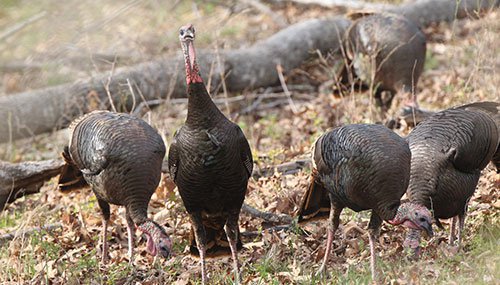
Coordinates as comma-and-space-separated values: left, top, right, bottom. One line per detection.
0, 0, 498, 143
0, 159, 64, 211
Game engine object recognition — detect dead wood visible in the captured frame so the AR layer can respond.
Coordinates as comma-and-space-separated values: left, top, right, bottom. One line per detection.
0, 17, 349, 143
241, 203, 294, 224
0, 223, 62, 244
0, 159, 64, 211
0, 0, 498, 143
252, 159, 312, 178
264, 0, 394, 11
162, 158, 311, 179
240, 224, 293, 239
0, 11, 47, 42
0, 62, 43, 73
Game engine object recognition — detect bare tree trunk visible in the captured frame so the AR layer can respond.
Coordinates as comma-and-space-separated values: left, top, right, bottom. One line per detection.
0, 0, 497, 143
0, 159, 64, 211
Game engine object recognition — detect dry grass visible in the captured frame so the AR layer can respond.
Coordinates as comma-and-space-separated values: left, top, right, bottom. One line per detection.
0, 1, 499, 284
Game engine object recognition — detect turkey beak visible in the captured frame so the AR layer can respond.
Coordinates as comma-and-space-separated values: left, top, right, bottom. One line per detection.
158, 245, 171, 259
422, 222, 433, 237
179, 25, 196, 71
158, 239, 172, 259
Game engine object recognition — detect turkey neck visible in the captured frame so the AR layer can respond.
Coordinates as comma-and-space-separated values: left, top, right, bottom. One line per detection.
406, 146, 438, 207
181, 37, 225, 129
186, 82, 225, 128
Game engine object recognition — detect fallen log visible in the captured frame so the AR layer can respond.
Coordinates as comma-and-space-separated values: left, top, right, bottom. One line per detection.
0, 0, 498, 143
0, 159, 64, 211
0, 17, 349, 143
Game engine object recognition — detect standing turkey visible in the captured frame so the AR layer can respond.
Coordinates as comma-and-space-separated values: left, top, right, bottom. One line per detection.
345, 12, 427, 120
167, 24, 253, 284
405, 101, 499, 254
58, 110, 171, 264
298, 124, 433, 279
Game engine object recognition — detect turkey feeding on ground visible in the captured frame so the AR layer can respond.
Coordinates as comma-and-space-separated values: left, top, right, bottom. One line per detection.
344, 12, 427, 121
167, 24, 253, 284
297, 124, 433, 280
58, 110, 171, 264
405, 101, 499, 254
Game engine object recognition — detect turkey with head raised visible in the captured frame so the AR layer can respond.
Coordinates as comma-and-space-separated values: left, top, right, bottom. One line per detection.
58, 110, 171, 264
405, 101, 499, 255
298, 124, 433, 280
345, 12, 427, 121
167, 24, 253, 284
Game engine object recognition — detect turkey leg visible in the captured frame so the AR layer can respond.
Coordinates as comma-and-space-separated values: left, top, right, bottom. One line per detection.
457, 212, 466, 249
190, 212, 208, 284
316, 205, 342, 277
224, 213, 241, 284
368, 212, 382, 281
449, 216, 457, 245
125, 212, 135, 264
97, 198, 111, 264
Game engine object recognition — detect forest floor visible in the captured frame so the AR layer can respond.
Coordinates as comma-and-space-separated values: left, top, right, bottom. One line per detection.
0, 1, 499, 284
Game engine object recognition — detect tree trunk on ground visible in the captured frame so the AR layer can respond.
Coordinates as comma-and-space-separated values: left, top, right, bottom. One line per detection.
0, 0, 498, 143
0, 159, 64, 211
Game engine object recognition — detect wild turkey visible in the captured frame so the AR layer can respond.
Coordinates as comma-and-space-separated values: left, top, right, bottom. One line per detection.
345, 12, 427, 119
58, 110, 171, 264
405, 101, 499, 253
167, 24, 253, 284
298, 124, 433, 279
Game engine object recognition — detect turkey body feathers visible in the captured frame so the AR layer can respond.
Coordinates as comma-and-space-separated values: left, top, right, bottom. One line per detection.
68, 111, 165, 222
59, 110, 170, 262
170, 121, 252, 214
407, 103, 499, 220
170, 24, 252, 283
301, 124, 421, 279
346, 13, 426, 111
315, 124, 411, 220
347, 13, 426, 95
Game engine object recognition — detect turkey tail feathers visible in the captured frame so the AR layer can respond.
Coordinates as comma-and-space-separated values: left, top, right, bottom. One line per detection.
296, 169, 331, 223
58, 146, 87, 192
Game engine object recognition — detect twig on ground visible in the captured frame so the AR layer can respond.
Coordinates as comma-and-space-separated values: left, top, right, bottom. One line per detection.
126, 78, 137, 113
132, 91, 315, 117
252, 158, 312, 178
241, 203, 294, 224
103, 55, 118, 112
0, 223, 62, 244
0, 11, 47, 41
240, 224, 293, 239
241, 0, 288, 28
161, 157, 311, 179
276, 64, 299, 114
0, 62, 43, 73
